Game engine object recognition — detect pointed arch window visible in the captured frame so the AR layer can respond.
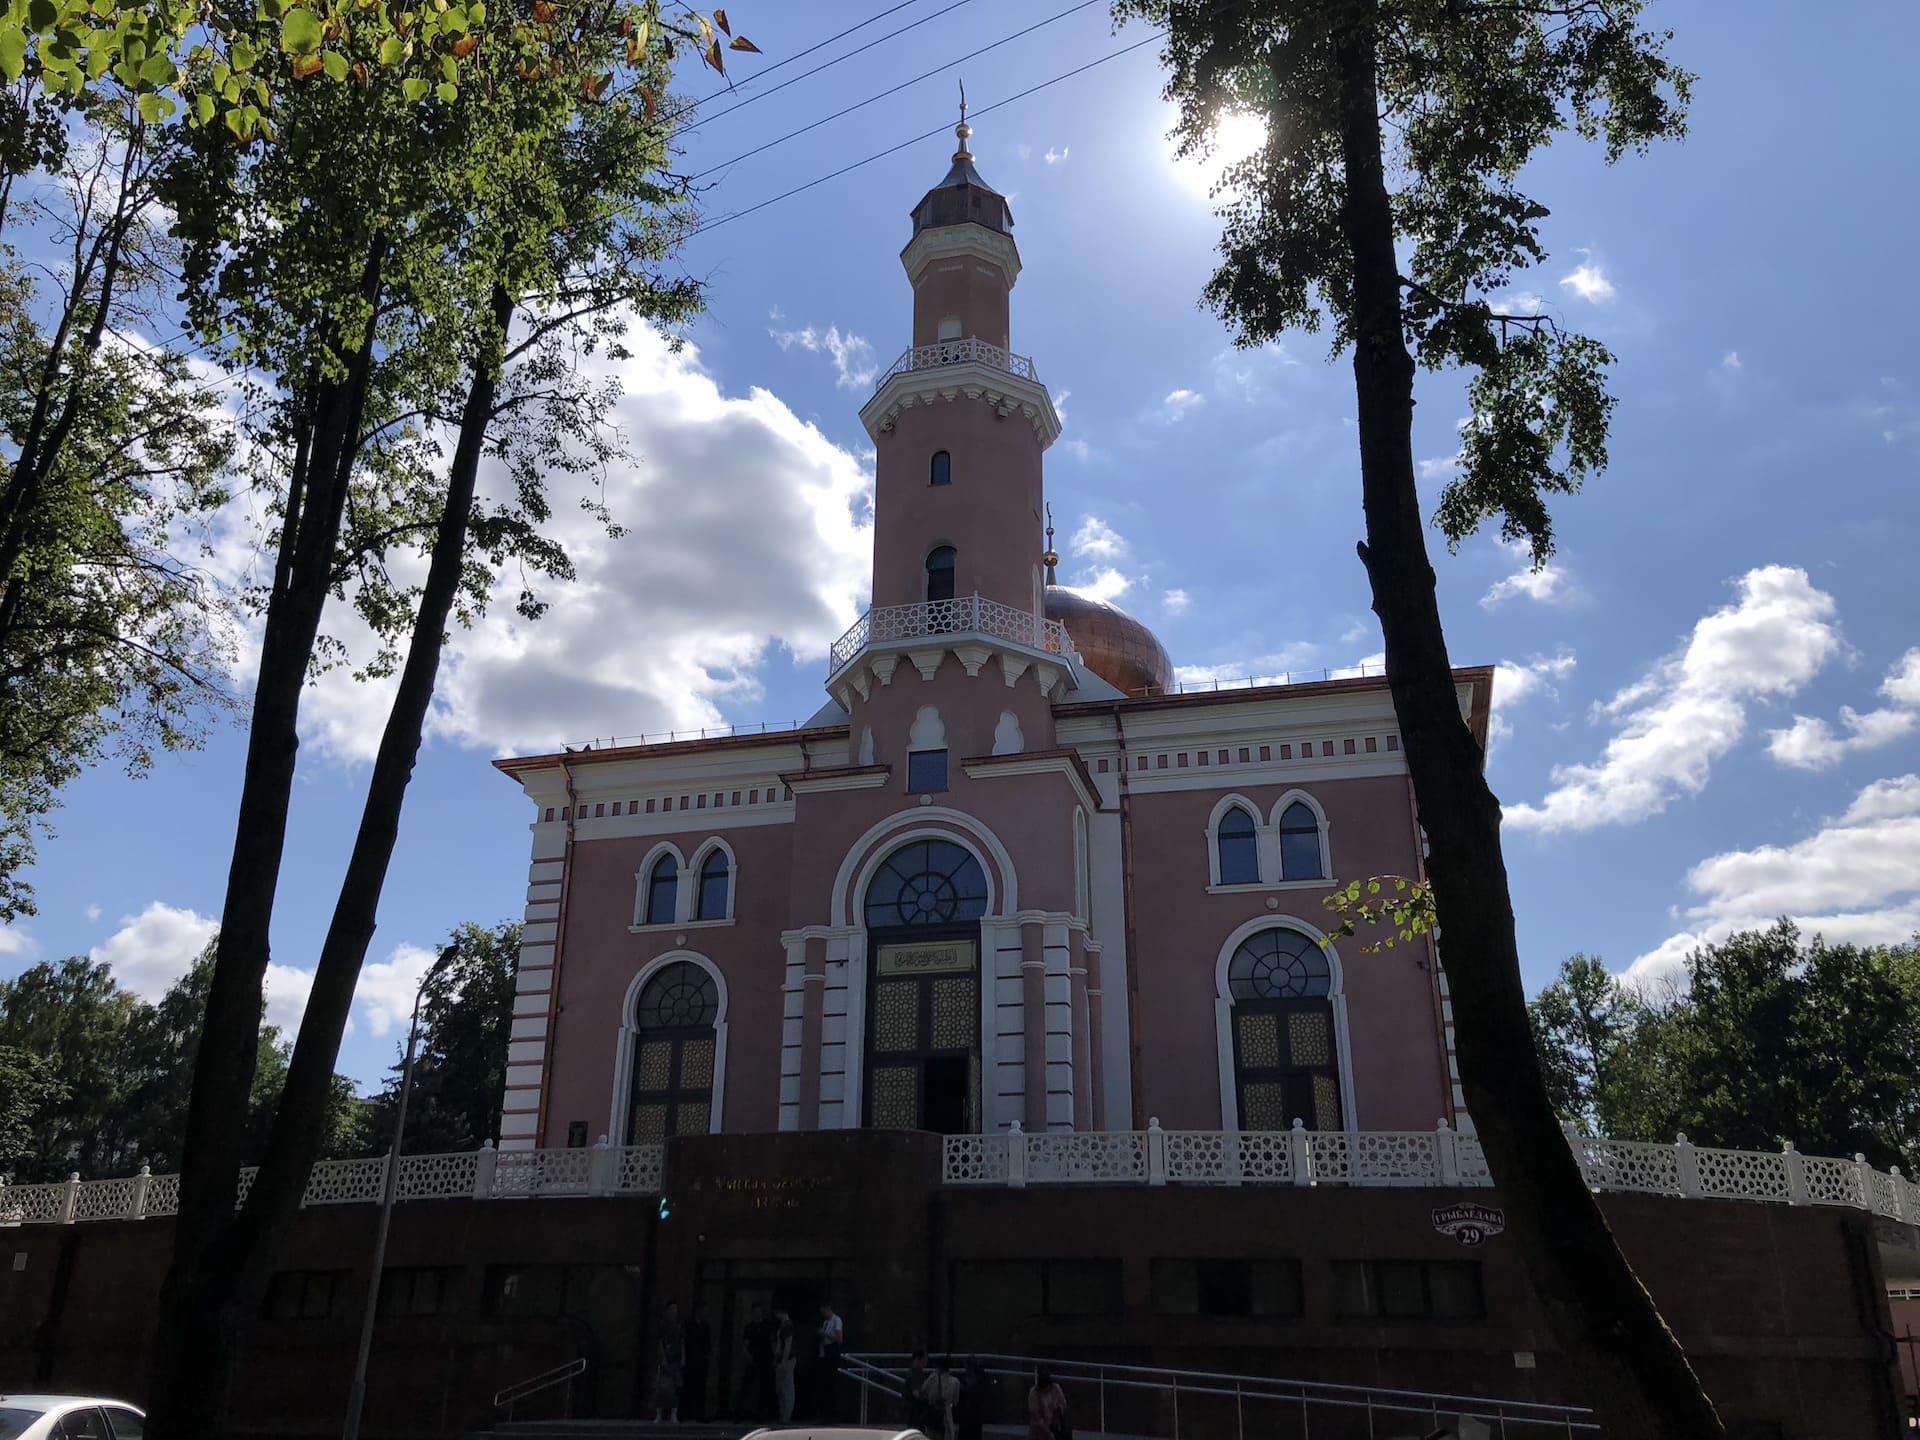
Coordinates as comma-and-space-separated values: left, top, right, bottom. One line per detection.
930, 450, 952, 486
926, 545, 957, 603
644, 853, 679, 926
695, 848, 731, 921
1216, 806, 1259, 886
627, 961, 718, 1142
1279, 801, 1325, 880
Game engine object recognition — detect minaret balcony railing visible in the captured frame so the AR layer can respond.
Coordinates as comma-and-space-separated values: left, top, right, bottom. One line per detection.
872, 336, 1039, 391
830, 592, 1074, 674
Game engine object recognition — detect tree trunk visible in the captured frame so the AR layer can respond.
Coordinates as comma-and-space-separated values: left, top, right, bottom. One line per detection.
1328, 4, 1723, 1434
143, 283, 511, 1439
145, 257, 387, 1440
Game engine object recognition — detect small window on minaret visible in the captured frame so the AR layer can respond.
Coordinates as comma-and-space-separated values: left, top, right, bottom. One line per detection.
907, 749, 949, 794
937, 316, 962, 341
930, 450, 952, 487
926, 545, 957, 602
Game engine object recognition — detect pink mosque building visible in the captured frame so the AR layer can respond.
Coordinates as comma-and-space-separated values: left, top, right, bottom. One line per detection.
492, 115, 1494, 1156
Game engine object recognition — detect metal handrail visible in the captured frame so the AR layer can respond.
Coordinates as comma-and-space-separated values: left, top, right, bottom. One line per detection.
842, 1351, 1598, 1436
493, 1356, 587, 1419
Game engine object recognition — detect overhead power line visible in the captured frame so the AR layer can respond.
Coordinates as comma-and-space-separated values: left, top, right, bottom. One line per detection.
684, 0, 982, 134
687, 31, 1166, 240
690, 0, 1108, 180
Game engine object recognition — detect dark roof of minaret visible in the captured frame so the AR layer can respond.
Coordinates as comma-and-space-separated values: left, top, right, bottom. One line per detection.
911, 98, 1012, 237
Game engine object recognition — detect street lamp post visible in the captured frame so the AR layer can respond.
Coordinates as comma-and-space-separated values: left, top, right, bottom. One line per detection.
342, 941, 459, 1440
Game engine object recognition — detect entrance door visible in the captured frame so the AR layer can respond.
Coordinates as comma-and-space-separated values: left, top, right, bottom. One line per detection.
865, 936, 979, 1133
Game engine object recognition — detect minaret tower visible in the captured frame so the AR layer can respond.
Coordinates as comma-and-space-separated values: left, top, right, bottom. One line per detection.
828, 99, 1077, 764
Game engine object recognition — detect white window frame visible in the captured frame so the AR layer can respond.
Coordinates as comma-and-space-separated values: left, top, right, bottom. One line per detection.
607, 950, 729, 1143
1270, 789, 1332, 883
631, 838, 738, 931
1211, 915, 1358, 1134
1201, 789, 1335, 893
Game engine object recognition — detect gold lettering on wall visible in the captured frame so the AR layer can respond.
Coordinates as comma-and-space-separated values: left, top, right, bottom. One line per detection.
876, 941, 977, 976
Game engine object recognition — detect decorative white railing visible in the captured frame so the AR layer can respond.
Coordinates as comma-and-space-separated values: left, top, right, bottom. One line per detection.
873, 336, 1039, 390
829, 592, 1076, 674
942, 1119, 1920, 1223
8, 1126, 1915, 1227
0, 1139, 665, 1226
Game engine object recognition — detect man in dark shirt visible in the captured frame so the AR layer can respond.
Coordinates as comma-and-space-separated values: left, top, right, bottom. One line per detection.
740, 1303, 773, 1419
683, 1305, 713, 1422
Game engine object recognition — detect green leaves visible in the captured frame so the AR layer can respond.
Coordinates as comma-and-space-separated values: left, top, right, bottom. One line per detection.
1320, 873, 1433, 954
278, 7, 323, 53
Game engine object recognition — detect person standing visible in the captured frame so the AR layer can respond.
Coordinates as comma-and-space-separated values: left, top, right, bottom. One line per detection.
652, 1300, 686, 1424
682, 1305, 712, 1423
739, 1303, 772, 1419
924, 1355, 961, 1440
954, 1357, 988, 1440
772, 1308, 798, 1424
901, 1350, 932, 1433
815, 1301, 845, 1418
1027, 1365, 1068, 1440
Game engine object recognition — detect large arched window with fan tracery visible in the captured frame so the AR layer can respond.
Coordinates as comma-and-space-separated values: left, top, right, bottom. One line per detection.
861, 838, 987, 1135
626, 961, 719, 1142
1226, 927, 1342, 1133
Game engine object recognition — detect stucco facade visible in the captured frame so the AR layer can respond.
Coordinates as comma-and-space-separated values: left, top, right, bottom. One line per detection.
491, 120, 1494, 1155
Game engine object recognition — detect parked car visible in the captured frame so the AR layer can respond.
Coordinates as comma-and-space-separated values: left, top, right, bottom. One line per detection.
0, 1398, 143, 1440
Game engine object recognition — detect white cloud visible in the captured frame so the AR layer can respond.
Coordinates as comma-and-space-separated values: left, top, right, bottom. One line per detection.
1162, 588, 1191, 615
1071, 515, 1129, 562
263, 963, 315, 1031
1506, 566, 1842, 833
1160, 388, 1205, 421
90, 901, 218, 1001
352, 942, 439, 1039
1765, 646, 1920, 770
83, 903, 102, 922
1044, 145, 1069, 165
1627, 773, 1920, 992
0, 926, 37, 958
769, 320, 878, 391
1487, 652, 1576, 755
1883, 648, 1920, 706
1418, 454, 1462, 481
276, 325, 872, 761
1073, 567, 1132, 604
1559, 259, 1616, 303
1175, 642, 1323, 690
1492, 292, 1545, 316
1721, 350, 1742, 371
1481, 561, 1576, 610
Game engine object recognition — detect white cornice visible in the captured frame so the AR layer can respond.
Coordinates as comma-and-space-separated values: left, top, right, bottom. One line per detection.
901, 225, 1021, 289
785, 768, 891, 795
961, 753, 1102, 816
858, 362, 1062, 449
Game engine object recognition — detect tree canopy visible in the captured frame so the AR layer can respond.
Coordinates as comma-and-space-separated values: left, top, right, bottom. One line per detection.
1532, 925, 1920, 1172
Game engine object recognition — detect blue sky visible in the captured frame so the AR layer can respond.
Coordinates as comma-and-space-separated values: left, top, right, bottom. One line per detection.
3, 1, 1917, 1093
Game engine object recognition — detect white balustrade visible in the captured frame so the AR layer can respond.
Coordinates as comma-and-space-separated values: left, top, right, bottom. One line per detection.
5, 1129, 1914, 1224
829, 593, 1076, 674
872, 337, 1040, 390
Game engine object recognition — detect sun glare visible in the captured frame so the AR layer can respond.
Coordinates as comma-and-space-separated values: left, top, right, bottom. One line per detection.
1167, 109, 1269, 199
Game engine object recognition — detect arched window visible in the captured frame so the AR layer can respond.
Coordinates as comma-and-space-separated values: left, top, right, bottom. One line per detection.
1216, 806, 1260, 886
627, 961, 718, 1141
1226, 927, 1341, 1133
930, 450, 952, 486
925, 545, 956, 603
864, 839, 988, 930
861, 838, 986, 1135
1279, 801, 1325, 880
644, 853, 678, 926
695, 848, 730, 920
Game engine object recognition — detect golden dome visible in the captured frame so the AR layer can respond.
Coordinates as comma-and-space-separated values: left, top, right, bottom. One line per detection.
1046, 585, 1175, 697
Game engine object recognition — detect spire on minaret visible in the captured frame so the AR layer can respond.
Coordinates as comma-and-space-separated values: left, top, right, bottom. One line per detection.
955, 79, 972, 160
1043, 503, 1059, 585
912, 78, 1011, 236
